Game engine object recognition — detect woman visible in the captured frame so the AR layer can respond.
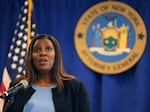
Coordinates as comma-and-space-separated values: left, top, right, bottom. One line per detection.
3, 34, 90, 112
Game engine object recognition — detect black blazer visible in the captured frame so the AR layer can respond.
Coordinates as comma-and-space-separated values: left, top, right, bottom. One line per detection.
3, 79, 90, 112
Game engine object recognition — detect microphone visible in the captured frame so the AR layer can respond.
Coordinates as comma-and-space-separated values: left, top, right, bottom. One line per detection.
0, 79, 28, 98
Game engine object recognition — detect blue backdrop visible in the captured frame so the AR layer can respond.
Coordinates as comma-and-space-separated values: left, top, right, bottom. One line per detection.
0, 0, 150, 112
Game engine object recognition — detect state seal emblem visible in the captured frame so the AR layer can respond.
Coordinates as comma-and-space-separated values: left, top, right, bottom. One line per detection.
74, 1, 147, 75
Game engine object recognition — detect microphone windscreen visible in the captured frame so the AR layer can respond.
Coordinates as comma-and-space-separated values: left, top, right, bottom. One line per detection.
20, 80, 28, 89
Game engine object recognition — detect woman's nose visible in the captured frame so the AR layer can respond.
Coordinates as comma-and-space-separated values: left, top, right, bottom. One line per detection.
39, 50, 47, 56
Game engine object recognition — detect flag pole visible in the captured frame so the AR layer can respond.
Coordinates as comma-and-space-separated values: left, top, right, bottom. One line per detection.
27, 0, 33, 47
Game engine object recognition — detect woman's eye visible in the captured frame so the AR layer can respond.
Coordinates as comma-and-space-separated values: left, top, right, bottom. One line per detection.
46, 47, 52, 51
33, 47, 40, 52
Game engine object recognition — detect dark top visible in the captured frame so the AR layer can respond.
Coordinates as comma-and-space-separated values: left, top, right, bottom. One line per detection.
3, 79, 90, 112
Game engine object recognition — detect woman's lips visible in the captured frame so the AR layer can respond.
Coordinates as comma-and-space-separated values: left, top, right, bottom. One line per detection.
38, 59, 48, 65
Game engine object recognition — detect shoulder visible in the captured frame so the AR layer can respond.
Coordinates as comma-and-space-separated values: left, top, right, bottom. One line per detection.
62, 79, 87, 92
63, 79, 83, 86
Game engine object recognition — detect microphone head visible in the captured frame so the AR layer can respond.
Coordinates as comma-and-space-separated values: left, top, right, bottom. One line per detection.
20, 80, 28, 89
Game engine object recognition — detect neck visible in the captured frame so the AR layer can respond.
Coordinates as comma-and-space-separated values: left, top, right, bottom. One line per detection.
35, 73, 54, 87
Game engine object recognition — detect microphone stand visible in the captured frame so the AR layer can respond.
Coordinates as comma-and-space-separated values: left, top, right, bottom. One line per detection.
2, 96, 14, 112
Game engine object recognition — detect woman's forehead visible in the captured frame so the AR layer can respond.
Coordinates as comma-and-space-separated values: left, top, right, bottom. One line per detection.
33, 38, 53, 46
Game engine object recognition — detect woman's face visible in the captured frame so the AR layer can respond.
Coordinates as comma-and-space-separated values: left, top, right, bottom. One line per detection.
32, 38, 55, 73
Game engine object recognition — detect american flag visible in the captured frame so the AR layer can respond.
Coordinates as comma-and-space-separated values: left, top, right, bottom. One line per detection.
0, 0, 36, 111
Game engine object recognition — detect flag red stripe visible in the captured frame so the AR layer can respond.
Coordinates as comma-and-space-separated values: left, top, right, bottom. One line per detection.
0, 81, 6, 93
